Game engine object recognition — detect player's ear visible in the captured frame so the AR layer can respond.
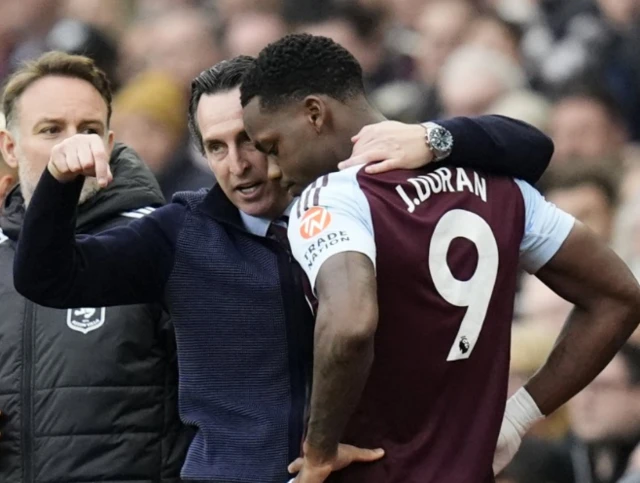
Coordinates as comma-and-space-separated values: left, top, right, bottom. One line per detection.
304, 96, 326, 134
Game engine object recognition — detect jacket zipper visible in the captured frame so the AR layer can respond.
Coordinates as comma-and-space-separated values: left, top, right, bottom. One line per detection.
22, 301, 35, 483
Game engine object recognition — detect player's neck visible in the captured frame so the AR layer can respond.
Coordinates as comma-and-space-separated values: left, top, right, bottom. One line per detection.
346, 98, 386, 134
334, 99, 386, 162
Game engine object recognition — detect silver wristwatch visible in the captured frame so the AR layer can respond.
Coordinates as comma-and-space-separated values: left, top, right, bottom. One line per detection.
421, 122, 453, 162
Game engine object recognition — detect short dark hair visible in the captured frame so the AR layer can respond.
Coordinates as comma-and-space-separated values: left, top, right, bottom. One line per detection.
240, 33, 365, 110
188, 55, 255, 154
553, 83, 625, 126
540, 163, 619, 209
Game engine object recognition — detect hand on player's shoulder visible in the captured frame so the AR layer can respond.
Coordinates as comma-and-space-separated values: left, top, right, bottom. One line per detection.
339, 121, 432, 174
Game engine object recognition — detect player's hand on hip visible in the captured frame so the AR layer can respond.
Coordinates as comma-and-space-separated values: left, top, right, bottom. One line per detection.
338, 121, 432, 174
48, 134, 113, 187
493, 388, 544, 475
288, 443, 384, 483
492, 412, 522, 475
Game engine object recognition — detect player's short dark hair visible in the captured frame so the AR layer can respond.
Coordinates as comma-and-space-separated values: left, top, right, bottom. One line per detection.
240, 33, 365, 110
188, 55, 255, 154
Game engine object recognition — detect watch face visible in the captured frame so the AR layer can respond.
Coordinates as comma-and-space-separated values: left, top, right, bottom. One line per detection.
431, 127, 453, 152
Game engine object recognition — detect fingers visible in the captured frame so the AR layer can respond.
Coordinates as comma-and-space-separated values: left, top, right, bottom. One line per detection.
338, 154, 371, 170
338, 150, 401, 172
76, 138, 95, 174
351, 121, 398, 144
350, 134, 380, 154
348, 121, 431, 174
363, 159, 403, 174
288, 457, 304, 474
346, 135, 403, 170
88, 134, 111, 187
347, 446, 385, 463
47, 134, 111, 186
64, 143, 82, 174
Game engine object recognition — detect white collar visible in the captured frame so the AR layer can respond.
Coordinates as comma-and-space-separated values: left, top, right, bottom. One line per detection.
239, 199, 295, 237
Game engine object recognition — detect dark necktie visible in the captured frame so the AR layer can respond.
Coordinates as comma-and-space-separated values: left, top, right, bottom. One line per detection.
267, 216, 318, 314
267, 216, 290, 250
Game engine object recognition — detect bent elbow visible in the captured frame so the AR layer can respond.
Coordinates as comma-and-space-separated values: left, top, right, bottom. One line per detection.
13, 265, 64, 308
600, 284, 640, 339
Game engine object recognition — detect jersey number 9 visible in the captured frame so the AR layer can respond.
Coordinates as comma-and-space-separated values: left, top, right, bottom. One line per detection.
428, 209, 499, 361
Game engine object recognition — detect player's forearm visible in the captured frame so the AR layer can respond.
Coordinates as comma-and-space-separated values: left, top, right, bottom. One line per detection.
304, 307, 376, 462
525, 298, 639, 416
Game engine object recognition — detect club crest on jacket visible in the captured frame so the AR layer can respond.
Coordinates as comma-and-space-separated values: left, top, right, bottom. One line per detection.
67, 307, 106, 334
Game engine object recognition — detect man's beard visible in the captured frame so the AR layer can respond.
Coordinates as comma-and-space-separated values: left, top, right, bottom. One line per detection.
18, 161, 102, 207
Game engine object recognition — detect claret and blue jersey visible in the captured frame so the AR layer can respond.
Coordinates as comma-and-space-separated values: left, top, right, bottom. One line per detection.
288, 164, 575, 483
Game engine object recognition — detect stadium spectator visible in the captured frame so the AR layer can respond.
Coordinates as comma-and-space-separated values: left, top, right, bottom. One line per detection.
464, 11, 523, 65
543, 164, 619, 241
111, 71, 213, 199
0, 51, 188, 483
438, 45, 527, 117
549, 88, 628, 166
488, 89, 552, 132
568, 344, 640, 483
518, 165, 619, 337
225, 10, 287, 58
415, 0, 477, 86
62, 0, 131, 38
115, 18, 156, 86
1, 0, 61, 78
411, 0, 477, 118
144, 7, 223, 92
45, 19, 119, 90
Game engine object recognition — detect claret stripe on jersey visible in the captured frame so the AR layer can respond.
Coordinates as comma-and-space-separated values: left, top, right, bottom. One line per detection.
298, 175, 330, 217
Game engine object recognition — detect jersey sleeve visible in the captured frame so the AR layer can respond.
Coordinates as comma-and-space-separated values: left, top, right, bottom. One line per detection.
515, 179, 576, 273
288, 168, 376, 292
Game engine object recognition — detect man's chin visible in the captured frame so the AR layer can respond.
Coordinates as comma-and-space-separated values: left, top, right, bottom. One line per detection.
236, 197, 273, 218
237, 194, 293, 220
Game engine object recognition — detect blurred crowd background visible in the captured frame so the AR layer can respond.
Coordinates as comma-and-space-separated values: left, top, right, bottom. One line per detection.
1, 0, 640, 481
